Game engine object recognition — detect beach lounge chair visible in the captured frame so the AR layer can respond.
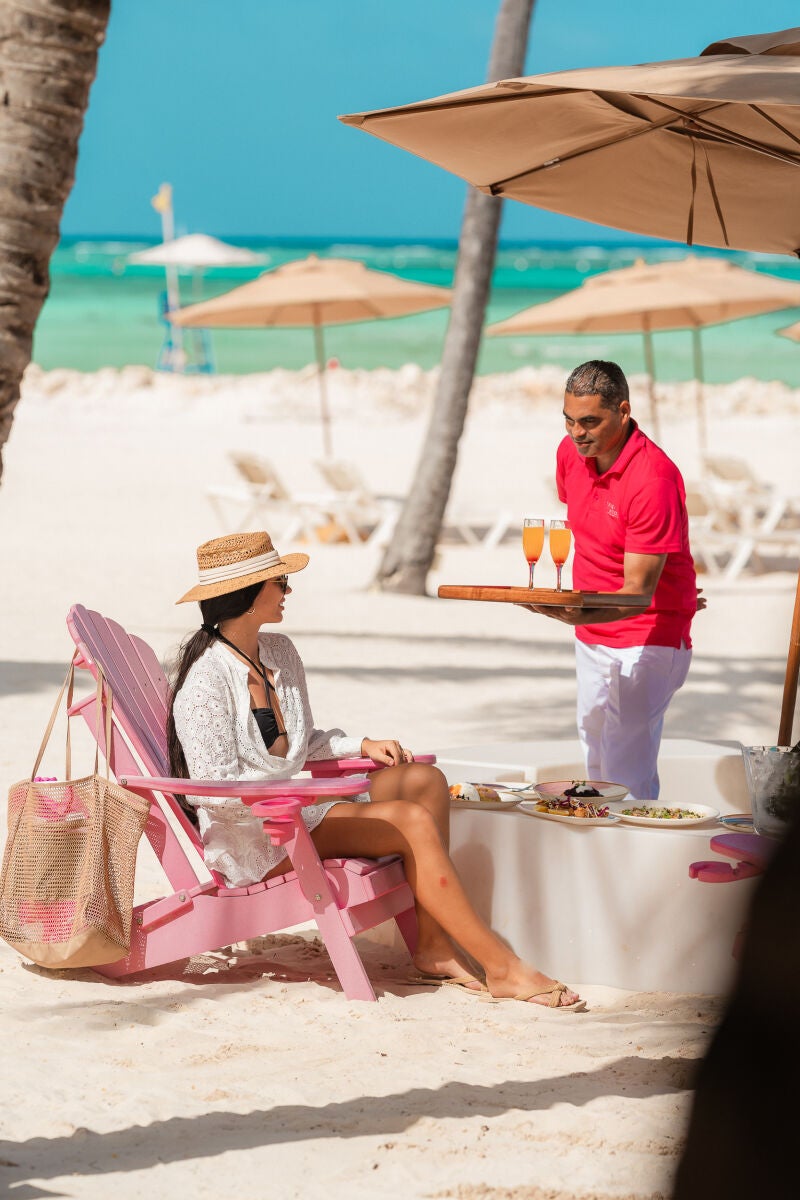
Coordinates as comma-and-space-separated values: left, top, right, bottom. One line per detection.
314, 456, 515, 549
686, 479, 800, 582
313, 458, 401, 546
684, 485, 757, 581
64, 604, 420, 1001
206, 452, 340, 543
702, 454, 800, 540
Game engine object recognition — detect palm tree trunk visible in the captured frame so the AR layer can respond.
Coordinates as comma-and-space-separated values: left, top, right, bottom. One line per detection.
0, 1, 110, 483
374, 0, 536, 593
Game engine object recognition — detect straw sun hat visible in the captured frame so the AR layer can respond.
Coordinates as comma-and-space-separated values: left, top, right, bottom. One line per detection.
177, 531, 309, 604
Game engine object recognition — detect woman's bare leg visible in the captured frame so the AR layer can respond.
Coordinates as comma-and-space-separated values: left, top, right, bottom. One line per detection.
366, 763, 474, 982
369, 762, 452, 848
311, 796, 581, 1008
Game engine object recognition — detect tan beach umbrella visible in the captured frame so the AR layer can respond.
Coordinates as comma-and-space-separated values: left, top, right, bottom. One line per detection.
170, 255, 452, 456
777, 319, 800, 343
488, 256, 800, 450
340, 27, 800, 256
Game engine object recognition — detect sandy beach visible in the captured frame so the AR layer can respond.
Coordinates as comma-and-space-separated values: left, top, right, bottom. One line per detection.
1, 361, 798, 1199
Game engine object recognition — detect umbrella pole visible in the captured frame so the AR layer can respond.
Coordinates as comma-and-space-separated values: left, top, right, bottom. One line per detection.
312, 316, 333, 458
642, 327, 660, 442
692, 327, 707, 458
779, 567, 800, 746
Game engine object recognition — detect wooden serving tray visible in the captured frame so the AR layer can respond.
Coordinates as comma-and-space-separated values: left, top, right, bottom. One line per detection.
437, 585, 648, 608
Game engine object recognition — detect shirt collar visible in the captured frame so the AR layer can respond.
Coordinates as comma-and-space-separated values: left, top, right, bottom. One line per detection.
583, 419, 643, 480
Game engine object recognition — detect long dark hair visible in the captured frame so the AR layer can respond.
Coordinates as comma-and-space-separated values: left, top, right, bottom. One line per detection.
166, 581, 264, 790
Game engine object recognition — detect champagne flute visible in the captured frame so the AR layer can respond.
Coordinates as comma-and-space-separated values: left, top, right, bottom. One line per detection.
522, 518, 545, 588
549, 519, 572, 591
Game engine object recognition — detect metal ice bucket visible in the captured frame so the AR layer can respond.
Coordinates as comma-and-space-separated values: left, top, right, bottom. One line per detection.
741, 745, 800, 838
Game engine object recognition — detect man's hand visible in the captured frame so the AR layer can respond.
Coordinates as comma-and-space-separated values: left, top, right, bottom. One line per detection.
514, 602, 584, 625
696, 587, 707, 612
361, 737, 414, 766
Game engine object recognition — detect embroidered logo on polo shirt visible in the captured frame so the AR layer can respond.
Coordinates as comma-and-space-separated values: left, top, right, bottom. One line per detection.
606, 501, 619, 519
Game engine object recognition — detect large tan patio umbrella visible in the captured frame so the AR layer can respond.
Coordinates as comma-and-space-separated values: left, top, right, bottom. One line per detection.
488, 256, 800, 450
170, 255, 452, 456
340, 27, 800, 257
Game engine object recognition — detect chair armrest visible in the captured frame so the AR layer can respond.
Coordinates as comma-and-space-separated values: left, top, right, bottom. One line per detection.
304, 754, 437, 776
118, 773, 371, 805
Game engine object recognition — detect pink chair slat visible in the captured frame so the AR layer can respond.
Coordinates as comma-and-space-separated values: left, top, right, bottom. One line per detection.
66, 603, 419, 999
68, 606, 170, 775
68, 609, 167, 774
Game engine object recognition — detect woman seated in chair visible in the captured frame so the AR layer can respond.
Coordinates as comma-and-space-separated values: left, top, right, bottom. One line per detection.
167, 530, 583, 1011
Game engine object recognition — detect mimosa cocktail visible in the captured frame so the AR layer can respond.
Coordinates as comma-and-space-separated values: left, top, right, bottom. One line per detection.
522, 518, 545, 588
549, 519, 572, 591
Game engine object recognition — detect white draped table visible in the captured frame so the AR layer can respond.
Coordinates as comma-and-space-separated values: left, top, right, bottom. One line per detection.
448, 806, 755, 994
437, 738, 756, 994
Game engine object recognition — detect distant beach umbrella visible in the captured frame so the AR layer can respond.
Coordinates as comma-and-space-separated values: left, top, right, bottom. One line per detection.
127, 234, 265, 270
340, 27, 800, 257
488, 256, 800, 451
169, 255, 452, 456
777, 319, 800, 344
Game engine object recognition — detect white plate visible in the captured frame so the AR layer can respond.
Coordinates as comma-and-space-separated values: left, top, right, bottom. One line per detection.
453, 796, 522, 816
614, 803, 720, 827
518, 800, 620, 826
530, 780, 629, 804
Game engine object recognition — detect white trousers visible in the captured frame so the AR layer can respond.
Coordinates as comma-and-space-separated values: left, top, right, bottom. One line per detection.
575, 640, 692, 802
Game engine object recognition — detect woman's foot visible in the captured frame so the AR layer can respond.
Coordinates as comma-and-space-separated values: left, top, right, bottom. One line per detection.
485, 960, 583, 1009
411, 950, 486, 993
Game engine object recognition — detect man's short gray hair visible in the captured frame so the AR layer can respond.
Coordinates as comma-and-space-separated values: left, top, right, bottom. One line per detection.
565, 361, 629, 410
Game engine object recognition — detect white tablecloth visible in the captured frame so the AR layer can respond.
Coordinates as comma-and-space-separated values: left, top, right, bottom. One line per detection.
449, 805, 755, 994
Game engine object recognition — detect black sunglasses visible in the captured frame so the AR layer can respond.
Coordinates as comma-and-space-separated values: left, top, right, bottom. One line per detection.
273, 574, 290, 593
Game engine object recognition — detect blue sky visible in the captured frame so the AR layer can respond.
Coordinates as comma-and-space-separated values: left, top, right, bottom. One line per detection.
62, 0, 800, 243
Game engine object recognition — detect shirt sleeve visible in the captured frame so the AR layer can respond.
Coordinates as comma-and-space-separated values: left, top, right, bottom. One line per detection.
624, 476, 685, 554
286, 641, 363, 760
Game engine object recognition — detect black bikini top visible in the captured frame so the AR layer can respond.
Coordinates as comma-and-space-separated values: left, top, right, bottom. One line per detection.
251, 705, 283, 752
211, 628, 287, 753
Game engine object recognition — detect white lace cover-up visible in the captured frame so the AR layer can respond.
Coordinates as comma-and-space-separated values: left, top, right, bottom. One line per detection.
172, 634, 364, 886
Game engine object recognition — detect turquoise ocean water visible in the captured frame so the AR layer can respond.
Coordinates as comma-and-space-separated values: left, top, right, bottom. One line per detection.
33, 237, 800, 385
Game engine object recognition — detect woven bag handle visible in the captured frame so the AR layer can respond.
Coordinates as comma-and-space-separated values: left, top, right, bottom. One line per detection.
28, 653, 109, 782
28, 653, 78, 782
97, 667, 114, 782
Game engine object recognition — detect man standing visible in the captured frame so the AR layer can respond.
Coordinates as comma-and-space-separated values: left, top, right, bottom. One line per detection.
523, 360, 704, 801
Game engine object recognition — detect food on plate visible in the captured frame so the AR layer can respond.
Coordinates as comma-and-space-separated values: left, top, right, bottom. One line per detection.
563, 781, 602, 798
620, 805, 704, 820
534, 797, 611, 819
449, 782, 502, 803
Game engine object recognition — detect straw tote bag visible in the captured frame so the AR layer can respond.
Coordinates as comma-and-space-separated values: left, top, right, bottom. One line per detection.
0, 657, 151, 969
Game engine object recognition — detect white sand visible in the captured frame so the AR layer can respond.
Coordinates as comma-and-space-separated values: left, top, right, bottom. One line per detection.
1, 362, 798, 1198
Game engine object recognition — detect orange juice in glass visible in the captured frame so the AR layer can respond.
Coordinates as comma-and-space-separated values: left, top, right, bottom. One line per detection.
549, 519, 572, 591
522, 518, 545, 588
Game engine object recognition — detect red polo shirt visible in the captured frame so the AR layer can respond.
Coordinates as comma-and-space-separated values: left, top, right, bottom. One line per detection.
556, 422, 697, 648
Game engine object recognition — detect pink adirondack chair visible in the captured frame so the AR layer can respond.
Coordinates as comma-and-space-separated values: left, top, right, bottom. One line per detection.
65, 604, 422, 1001
689, 831, 777, 961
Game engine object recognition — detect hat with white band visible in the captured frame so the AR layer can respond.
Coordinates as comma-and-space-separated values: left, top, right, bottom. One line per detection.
177, 530, 309, 604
